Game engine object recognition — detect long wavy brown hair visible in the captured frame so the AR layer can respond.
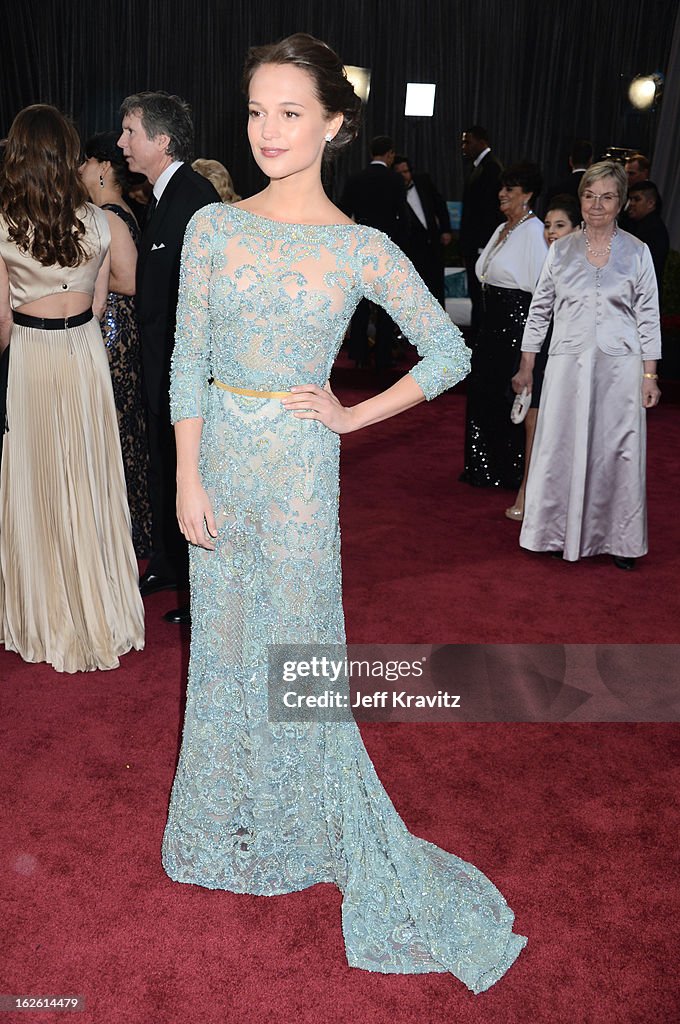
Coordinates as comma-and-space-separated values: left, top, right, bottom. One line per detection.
0, 105, 91, 267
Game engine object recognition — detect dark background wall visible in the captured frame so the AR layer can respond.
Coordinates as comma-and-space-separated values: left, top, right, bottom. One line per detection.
1, 0, 676, 203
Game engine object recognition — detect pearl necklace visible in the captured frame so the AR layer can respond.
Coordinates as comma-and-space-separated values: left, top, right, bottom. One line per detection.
583, 226, 616, 257
479, 211, 534, 285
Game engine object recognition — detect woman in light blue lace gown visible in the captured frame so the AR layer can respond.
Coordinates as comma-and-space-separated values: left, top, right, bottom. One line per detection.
162, 33, 527, 993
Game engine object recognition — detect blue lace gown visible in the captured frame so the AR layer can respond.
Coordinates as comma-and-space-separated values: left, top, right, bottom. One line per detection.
162, 204, 527, 993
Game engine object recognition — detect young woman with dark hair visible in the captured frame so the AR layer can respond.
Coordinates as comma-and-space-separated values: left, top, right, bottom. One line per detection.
0, 105, 144, 671
161, 35, 525, 992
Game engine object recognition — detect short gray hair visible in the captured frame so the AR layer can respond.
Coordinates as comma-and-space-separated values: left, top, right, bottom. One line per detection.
578, 160, 627, 208
120, 91, 194, 162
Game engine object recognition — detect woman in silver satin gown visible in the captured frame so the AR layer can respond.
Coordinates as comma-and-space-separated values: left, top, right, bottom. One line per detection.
161, 34, 527, 993
514, 161, 661, 569
505, 193, 581, 521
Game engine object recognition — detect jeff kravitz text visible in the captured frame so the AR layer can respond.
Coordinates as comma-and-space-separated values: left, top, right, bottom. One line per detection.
282, 689, 461, 709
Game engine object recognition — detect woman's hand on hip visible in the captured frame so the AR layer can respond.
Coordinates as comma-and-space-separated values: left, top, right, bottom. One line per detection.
642, 378, 661, 408
282, 383, 357, 434
176, 477, 217, 550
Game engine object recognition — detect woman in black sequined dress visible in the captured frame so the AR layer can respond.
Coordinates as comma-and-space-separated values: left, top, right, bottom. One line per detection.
81, 132, 151, 555
460, 163, 547, 489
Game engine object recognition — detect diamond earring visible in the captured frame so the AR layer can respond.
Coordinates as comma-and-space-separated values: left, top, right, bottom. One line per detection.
325, 134, 333, 143
99, 174, 105, 188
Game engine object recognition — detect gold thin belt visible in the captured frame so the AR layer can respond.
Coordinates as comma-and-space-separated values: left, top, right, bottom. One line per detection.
211, 378, 290, 399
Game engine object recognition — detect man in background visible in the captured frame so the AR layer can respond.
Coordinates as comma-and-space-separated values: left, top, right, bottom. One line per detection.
339, 135, 408, 370
624, 153, 651, 188
394, 154, 452, 307
118, 91, 219, 626
626, 181, 669, 295
459, 126, 503, 341
545, 138, 593, 205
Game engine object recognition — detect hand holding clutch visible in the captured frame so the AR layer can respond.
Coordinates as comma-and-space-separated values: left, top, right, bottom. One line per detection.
511, 387, 531, 424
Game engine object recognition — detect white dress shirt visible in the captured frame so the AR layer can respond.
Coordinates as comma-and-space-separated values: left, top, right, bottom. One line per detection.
153, 161, 183, 202
406, 184, 427, 228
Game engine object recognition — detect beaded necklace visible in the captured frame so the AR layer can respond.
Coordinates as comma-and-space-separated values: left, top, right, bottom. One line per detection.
582, 226, 617, 257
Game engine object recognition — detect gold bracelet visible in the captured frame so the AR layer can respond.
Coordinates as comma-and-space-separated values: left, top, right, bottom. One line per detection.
643, 372, 659, 380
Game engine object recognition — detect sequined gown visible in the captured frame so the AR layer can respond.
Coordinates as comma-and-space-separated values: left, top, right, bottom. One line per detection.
161, 204, 527, 993
100, 204, 151, 556
461, 219, 547, 488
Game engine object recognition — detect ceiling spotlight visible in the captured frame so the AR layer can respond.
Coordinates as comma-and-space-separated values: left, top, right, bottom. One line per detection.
628, 73, 664, 110
344, 66, 371, 103
405, 83, 436, 117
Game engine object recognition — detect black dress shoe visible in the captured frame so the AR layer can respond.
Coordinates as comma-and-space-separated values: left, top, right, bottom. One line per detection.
139, 570, 178, 597
163, 604, 191, 625
613, 556, 636, 571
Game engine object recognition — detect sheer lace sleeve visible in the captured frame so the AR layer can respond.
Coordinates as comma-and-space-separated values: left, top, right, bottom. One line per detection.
358, 231, 471, 399
170, 206, 216, 423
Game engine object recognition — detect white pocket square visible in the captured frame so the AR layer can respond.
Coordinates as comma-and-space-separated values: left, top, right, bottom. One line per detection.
151, 242, 166, 251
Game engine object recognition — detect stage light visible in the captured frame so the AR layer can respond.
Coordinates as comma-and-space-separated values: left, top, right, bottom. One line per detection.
405, 83, 436, 117
344, 66, 371, 103
628, 73, 663, 110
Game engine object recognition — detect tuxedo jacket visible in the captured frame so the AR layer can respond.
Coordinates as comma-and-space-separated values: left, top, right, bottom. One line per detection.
459, 151, 503, 257
543, 169, 585, 215
522, 229, 661, 359
404, 173, 451, 251
625, 211, 670, 293
546, 169, 584, 200
136, 163, 219, 415
339, 163, 408, 249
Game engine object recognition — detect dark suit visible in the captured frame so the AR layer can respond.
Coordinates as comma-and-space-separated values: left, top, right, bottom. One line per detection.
460, 151, 503, 338
625, 211, 670, 296
339, 162, 409, 368
339, 162, 409, 247
543, 169, 586, 212
402, 173, 451, 307
137, 163, 219, 581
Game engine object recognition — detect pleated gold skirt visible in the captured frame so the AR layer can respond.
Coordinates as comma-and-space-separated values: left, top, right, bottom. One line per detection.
0, 319, 144, 672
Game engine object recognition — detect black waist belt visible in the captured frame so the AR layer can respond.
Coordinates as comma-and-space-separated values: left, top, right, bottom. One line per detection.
13, 308, 93, 330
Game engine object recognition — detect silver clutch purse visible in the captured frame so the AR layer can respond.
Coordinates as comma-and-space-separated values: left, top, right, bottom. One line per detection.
510, 387, 532, 424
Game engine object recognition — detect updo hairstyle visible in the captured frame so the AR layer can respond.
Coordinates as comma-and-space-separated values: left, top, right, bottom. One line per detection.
500, 162, 544, 208
83, 130, 141, 193
242, 33, 362, 157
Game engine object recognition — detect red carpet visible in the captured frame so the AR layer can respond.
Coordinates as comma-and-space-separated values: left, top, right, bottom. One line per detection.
1, 376, 679, 1024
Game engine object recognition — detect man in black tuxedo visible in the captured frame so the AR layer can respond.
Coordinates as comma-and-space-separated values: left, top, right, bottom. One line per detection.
339, 135, 408, 369
394, 155, 452, 307
625, 153, 651, 188
118, 91, 219, 625
626, 181, 670, 294
459, 126, 503, 341
544, 138, 592, 208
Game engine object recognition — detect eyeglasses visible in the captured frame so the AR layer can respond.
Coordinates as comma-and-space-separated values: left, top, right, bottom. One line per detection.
581, 191, 619, 205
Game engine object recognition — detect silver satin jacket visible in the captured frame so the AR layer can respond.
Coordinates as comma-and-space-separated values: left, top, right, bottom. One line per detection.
521, 228, 661, 359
